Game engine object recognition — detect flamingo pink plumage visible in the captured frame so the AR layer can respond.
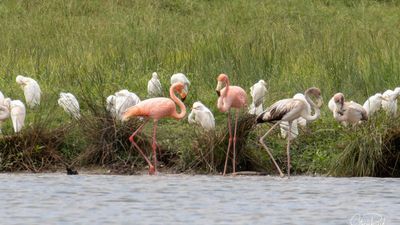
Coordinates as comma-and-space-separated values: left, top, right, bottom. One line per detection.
122, 82, 187, 175
215, 73, 247, 175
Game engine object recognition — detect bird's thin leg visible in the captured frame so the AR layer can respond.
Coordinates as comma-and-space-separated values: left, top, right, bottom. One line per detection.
223, 110, 233, 176
232, 109, 239, 174
129, 119, 155, 174
151, 120, 158, 175
259, 122, 284, 177
287, 121, 292, 178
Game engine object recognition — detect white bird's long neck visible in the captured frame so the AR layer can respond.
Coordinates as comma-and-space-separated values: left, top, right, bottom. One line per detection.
303, 93, 321, 121
170, 84, 186, 119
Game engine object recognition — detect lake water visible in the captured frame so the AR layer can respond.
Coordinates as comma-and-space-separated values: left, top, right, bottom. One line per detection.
0, 174, 398, 225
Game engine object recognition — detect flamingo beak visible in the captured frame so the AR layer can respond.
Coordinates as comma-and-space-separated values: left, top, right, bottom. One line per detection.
216, 81, 223, 97
316, 97, 323, 108
180, 91, 187, 102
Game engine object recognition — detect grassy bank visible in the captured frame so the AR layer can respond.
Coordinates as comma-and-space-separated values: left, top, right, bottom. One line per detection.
0, 0, 399, 176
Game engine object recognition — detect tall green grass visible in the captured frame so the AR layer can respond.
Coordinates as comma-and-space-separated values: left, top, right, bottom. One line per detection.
0, 0, 399, 175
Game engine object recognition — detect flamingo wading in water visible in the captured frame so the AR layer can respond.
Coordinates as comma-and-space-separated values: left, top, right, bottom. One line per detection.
215, 74, 247, 175
256, 87, 323, 177
122, 82, 187, 175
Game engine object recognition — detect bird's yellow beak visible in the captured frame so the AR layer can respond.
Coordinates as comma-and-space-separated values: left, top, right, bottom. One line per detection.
380, 95, 389, 101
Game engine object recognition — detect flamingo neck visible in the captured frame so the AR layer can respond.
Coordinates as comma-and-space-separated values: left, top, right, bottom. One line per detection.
170, 84, 186, 119
223, 78, 230, 97
303, 92, 320, 121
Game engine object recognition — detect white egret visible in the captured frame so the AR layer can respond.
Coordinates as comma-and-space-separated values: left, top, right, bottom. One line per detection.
188, 101, 215, 131
171, 73, 190, 93
4, 98, 26, 133
147, 72, 162, 97
362, 93, 387, 116
58, 92, 81, 119
381, 87, 400, 116
16, 75, 41, 108
248, 80, 267, 115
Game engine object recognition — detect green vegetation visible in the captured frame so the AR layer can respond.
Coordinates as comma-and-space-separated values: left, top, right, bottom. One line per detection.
0, 0, 399, 176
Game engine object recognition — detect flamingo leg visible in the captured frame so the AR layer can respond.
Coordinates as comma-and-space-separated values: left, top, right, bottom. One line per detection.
152, 120, 158, 175
232, 109, 239, 174
259, 122, 284, 177
223, 110, 232, 176
129, 119, 155, 175
286, 121, 292, 178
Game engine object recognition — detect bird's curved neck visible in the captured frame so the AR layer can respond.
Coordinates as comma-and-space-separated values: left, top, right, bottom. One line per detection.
303, 92, 320, 121
170, 85, 186, 119
223, 78, 230, 96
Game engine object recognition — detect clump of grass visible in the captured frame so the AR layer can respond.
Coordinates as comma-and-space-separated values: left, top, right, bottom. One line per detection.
330, 113, 400, 177
0, 123, 70, 172
77, 112, 146, 169
181, 113, 257, 173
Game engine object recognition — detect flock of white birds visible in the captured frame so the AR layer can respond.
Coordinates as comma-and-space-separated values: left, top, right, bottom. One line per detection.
0, 73, 399, 140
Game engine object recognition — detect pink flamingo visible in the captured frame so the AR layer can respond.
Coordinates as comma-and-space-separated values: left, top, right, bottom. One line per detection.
122, 82, 187, 175
215, 74, 247, 175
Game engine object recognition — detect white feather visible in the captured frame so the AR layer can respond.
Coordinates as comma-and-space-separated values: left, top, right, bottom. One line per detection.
171, 73, 190, 93
58, 92, 81, 119
114, 90, 141, 121
16, 75, 41, 108
249, 80, 267, 115
147, 72, 163, 97
4, 98, 26, 133
381, 87, 400, 116
188, 101, 215, 131
362, 93, 385, 116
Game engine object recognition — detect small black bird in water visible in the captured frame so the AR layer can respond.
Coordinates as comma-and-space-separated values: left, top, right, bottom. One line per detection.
66, 166, 78, 175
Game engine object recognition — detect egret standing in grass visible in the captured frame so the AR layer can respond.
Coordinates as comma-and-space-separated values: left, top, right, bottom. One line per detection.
171, 73, 190, 94
0, 91, 9, 133
381, 87, 400, 116
362, 93, 387, 116
106, 95, 117, 118
58, 92, 81, 119
257, 87, 323, 177
215, 73, 247, 175
331, 93, 368, 126
0, 104, 10, 134
249, 80, 267, 115
4, 98, 26, 133
107, 90, 141, 121
188, 101, 215, 131
122, 82, 187, 175
147, 72, 163, 97
16, 75, 41, 108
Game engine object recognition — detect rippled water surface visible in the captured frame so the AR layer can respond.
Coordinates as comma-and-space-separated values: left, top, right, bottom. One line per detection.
0, 174, 399, 224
